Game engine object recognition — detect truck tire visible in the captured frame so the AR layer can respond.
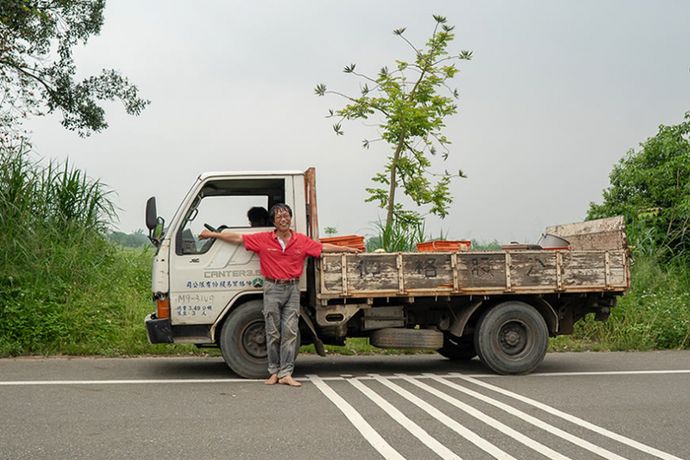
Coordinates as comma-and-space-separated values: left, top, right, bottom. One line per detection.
219, 300, 301, 379
370, 328, 443, 349
219, 300, 268, 379
437, 333, 477, 360
474, 301, 548, 375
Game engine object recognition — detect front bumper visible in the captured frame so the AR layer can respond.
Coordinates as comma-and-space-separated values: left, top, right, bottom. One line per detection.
145, 314, 174, 343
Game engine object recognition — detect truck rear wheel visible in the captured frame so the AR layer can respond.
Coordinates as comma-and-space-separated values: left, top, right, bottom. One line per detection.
219, 300, 268, 379
437, 332, 477, 360
474, 301, 548, 375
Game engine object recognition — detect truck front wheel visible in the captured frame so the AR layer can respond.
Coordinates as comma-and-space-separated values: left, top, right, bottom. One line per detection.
219, 300, 268, 379
474, 301, 548, 375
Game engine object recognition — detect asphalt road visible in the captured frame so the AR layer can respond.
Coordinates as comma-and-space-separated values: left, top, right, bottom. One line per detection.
1, 351, 689, 460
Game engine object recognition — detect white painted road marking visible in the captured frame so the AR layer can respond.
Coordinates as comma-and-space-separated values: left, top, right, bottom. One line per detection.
0, 378, 260, 386
423, 373, 627, 460
399, 375, 574, 460
308, 374, 405, 460
371, 374, 516, 460
349, 378, 462, 460
456, 373, 684, 460
1, 368, 689, 386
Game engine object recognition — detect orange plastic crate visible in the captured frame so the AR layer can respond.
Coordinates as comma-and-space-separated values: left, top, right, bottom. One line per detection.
416, 240, 471, 252
320, 235, 365, 251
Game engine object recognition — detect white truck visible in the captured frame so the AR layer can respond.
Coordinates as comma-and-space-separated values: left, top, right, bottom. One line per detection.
144, 168, 630, 377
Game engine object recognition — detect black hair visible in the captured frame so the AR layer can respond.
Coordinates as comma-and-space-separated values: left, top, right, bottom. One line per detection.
268, 203, 292, 224
247, 206, 269, 227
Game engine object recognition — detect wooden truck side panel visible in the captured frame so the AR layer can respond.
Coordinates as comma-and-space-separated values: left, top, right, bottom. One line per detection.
318, 248, 628, 300
317, 216, 629, 301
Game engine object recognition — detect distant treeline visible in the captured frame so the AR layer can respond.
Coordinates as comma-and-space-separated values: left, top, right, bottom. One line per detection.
108, 229, 150, 248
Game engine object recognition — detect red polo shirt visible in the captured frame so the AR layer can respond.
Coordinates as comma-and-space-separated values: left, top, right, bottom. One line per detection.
243, 230, 323, 280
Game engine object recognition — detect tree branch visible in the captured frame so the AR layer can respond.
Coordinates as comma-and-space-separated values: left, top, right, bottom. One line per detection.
0, 59, 56, 97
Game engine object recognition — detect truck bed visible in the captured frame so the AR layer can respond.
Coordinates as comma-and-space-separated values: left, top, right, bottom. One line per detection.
317, 217, 629, 301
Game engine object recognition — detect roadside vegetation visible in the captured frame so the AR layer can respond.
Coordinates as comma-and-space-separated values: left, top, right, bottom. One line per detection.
2, 113, 689, 357
553, 112, 690, 352
0, 145, 194, 356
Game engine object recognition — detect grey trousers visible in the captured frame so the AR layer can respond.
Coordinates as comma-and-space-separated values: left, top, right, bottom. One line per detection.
262, 281, 299, 378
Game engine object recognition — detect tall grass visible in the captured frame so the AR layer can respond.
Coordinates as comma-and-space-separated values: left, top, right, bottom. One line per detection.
366, 219, 428, 252
551, 252, 690, 351
0, 144, 111, 353
0, 146, 155, 354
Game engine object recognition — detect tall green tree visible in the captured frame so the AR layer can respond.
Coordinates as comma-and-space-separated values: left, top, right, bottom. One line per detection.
0, 0, 148, 140
588, 112, 690, 260
315, 15, 471, 229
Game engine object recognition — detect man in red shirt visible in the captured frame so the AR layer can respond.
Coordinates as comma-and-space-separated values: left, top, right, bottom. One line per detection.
200, 203, 359, 387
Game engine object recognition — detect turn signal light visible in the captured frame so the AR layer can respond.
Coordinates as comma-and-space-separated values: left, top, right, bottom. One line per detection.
156, 298, 170, 319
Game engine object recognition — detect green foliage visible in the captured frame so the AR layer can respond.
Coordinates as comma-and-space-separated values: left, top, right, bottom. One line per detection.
0, 143, 111, 352
588, 112, 690, 261
323, 226, 338, 236
108, 229, 149, 248
470, 239, 501, 250
366, 219, 427, 252
0, 0, 149, 139
551, 253, 690, 351
0, 142, 116, 233
316, 15, 471, 228
0, 144, 185, 356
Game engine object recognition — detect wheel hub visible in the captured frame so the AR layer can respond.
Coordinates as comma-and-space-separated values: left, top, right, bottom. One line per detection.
499, 321, 527, 355
242, 321, 267, 359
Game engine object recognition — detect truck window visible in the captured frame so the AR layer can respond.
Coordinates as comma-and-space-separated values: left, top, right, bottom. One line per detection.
176, 178, 285, 255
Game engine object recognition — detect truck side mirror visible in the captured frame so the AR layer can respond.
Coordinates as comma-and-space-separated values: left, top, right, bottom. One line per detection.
146, 197, 158, 231
146, 197, 165, 247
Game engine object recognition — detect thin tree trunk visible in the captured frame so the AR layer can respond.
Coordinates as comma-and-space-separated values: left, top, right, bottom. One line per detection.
386, 134, 406, 228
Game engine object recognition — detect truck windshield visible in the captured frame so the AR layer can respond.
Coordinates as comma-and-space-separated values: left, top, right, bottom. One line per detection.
176, 178, 285, 255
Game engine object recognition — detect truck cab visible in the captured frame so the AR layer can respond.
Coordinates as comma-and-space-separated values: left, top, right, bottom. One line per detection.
144, 169, 314, 353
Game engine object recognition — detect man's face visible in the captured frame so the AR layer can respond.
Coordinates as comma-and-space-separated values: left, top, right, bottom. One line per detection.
273, 210, 291, 231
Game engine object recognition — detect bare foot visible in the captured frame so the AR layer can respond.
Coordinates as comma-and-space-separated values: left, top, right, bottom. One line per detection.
278, 375, 302, 387
264, 374, 278, 385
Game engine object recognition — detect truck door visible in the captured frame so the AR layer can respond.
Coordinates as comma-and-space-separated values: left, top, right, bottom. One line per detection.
168, 175, 293, 329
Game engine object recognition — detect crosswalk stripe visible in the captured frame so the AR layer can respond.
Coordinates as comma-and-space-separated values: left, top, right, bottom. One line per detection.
307, 374, 405, 460
349, 379, 462, 460
371, 374, 517, 460
421, 374, 623, 460
400, 375, 573, 460
455, 374, 683, 460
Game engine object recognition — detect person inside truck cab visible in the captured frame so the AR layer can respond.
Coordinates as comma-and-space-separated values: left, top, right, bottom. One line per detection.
199, 203, 359, 387
247, 206, 269, 227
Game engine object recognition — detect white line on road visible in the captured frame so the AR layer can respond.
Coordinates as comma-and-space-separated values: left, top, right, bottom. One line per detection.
421, 374, 625, 460
0, 368, 689, 386
371, 374, 516, 460
399, 375, 573, 460
525, 370, 690, 378
308, 374, 405, 460
0, 378, 260, 386
0, 375, 477, 386
456, 374, 684, 460
349, 378, 462, 460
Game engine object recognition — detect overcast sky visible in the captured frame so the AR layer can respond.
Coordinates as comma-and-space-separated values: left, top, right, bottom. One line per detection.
25, 0, 690, 243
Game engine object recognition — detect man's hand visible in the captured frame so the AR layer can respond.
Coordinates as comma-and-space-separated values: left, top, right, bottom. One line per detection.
199, 229, 216, 240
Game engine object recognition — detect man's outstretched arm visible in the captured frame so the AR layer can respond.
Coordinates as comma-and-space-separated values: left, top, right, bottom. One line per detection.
199, 229, 244, 245
321, 243, 360, 254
